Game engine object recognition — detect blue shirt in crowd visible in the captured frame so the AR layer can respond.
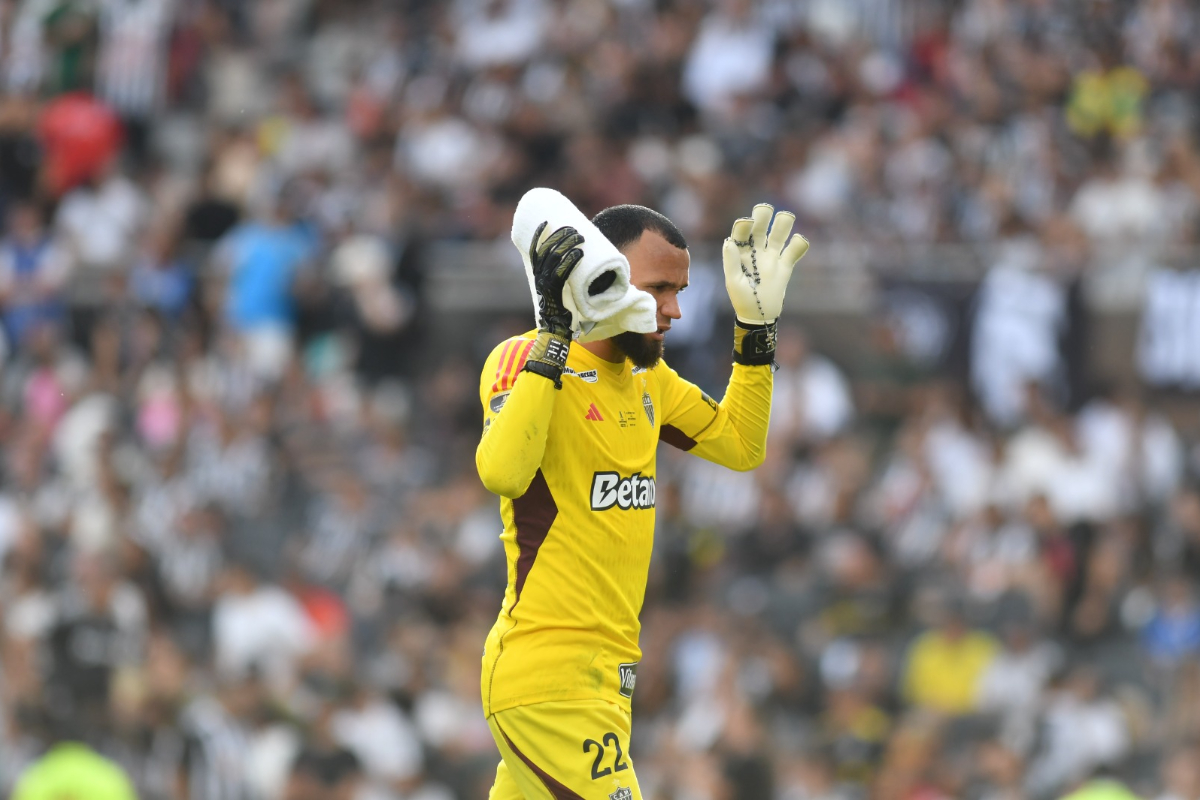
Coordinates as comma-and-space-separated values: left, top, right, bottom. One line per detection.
1143, 605, 1200, 665
220, 221, 314, 330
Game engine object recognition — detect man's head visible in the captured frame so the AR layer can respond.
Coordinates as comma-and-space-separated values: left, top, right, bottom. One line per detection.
592, 204, 689, 369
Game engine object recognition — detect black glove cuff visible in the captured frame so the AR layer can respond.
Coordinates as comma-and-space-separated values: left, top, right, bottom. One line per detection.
522, 333, 572, 389
522, 359, 564, 388
732, 320, 778, 367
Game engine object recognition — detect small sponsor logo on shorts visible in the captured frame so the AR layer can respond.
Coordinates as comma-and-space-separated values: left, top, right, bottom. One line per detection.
610, 787, 633, 800
489, 392, 509, 413
618, 662, 637, 699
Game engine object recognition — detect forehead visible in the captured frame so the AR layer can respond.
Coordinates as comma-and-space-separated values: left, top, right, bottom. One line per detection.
623, 230, 689, 286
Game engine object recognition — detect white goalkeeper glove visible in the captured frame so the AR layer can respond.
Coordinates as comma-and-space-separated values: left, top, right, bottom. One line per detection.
722, 203, 810, 366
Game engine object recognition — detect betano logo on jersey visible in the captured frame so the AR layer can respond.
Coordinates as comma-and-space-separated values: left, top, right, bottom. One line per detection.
590, 472, 656, 511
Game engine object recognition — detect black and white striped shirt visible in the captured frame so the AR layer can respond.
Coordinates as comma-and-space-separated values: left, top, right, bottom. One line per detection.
179, 696, 249, 800
95, 0, 175, 117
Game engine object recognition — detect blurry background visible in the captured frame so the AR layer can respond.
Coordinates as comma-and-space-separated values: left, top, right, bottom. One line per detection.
1, 0, 1200, 799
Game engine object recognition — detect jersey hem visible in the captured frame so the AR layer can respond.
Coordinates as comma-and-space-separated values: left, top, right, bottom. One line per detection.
483, 687, 633, 717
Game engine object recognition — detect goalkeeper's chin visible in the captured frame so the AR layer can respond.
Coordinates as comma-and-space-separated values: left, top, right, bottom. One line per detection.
613, 329, 665, 370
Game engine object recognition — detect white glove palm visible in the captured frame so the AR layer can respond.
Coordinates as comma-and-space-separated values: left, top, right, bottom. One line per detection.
722, 204, 810, 325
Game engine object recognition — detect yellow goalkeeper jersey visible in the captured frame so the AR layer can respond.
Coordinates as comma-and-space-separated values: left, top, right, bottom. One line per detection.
476, 332, 772, 715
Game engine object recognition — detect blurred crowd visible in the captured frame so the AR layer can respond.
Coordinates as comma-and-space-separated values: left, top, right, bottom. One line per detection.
2, 0, 1200, 799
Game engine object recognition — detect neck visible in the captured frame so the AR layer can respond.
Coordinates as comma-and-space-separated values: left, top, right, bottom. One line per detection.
581, 337, 623, 363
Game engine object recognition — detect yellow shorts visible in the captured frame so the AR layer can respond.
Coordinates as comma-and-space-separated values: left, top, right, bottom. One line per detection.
486, 700, 643, 800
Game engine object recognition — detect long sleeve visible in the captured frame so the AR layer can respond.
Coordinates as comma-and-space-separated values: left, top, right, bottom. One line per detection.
657, 362, 773, 472
476, 336, 558, 498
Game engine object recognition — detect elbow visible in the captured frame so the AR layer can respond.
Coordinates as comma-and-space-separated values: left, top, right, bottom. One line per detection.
735, 438, 768, 472
737, 449, 767, 472
476, 451, 529, 499
479, 470, 526, 499
724, 447, 766, 473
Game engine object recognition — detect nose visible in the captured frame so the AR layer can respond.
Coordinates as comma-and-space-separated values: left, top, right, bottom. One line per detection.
661, 294, 682, 322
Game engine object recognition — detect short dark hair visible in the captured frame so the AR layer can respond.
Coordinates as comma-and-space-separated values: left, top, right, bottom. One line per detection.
592, 204, 688, 252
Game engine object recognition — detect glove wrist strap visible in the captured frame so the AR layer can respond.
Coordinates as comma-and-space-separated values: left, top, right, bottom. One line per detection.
732, 319, 778, 368
522, 331, 572, 389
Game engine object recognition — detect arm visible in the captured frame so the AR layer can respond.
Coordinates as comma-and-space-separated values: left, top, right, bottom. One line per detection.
658, 361, 772, 472
659, 203, 808, 469
475, 338, 560, 497
476, 222, 584, 498
704, 363, 773, 469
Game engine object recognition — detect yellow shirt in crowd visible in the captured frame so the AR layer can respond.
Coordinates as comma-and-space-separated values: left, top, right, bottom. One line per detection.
902, 629, 999, 714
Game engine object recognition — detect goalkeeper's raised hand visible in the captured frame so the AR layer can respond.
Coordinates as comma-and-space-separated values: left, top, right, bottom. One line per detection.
722, 203, 810, 366
522, 221, 585, 388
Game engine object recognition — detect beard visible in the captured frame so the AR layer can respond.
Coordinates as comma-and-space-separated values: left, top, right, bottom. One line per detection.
612, 331, 663, 370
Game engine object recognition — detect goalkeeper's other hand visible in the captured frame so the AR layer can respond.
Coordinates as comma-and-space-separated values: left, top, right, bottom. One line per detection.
522, 221, 584, 389
722, 204, 810, 366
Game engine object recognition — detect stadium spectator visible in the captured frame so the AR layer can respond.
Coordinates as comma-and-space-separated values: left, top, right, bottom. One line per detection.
212, 186, 315, 382
0, 202, 69, 349
901, 599, 999, 715
12, 741, 137, 800
1142, 576, 1200, 669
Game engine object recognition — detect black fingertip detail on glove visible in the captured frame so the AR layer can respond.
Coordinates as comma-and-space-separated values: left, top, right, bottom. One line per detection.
732, 320, 778, 368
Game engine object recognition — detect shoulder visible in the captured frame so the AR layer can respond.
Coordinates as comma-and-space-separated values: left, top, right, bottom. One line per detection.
639, 358, 677, 386
485, 332, 537, 363
644, 360, 709, 408
482, 332, 537, 396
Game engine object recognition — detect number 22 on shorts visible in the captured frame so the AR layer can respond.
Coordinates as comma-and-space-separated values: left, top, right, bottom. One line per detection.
583, 732, 629, 780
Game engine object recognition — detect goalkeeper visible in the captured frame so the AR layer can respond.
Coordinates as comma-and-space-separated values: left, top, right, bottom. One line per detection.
477, 202, 809, 800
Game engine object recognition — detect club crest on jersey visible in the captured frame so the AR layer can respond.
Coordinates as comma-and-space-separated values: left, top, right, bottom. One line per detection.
642, 392, 655, 427
610, 788, 633, 800
563, 366, 599, 383
590, 472, 656, 511
617, 662, 638, 699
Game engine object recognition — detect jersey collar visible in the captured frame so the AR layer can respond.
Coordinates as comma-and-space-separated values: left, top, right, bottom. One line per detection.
570, 339, 630, 381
